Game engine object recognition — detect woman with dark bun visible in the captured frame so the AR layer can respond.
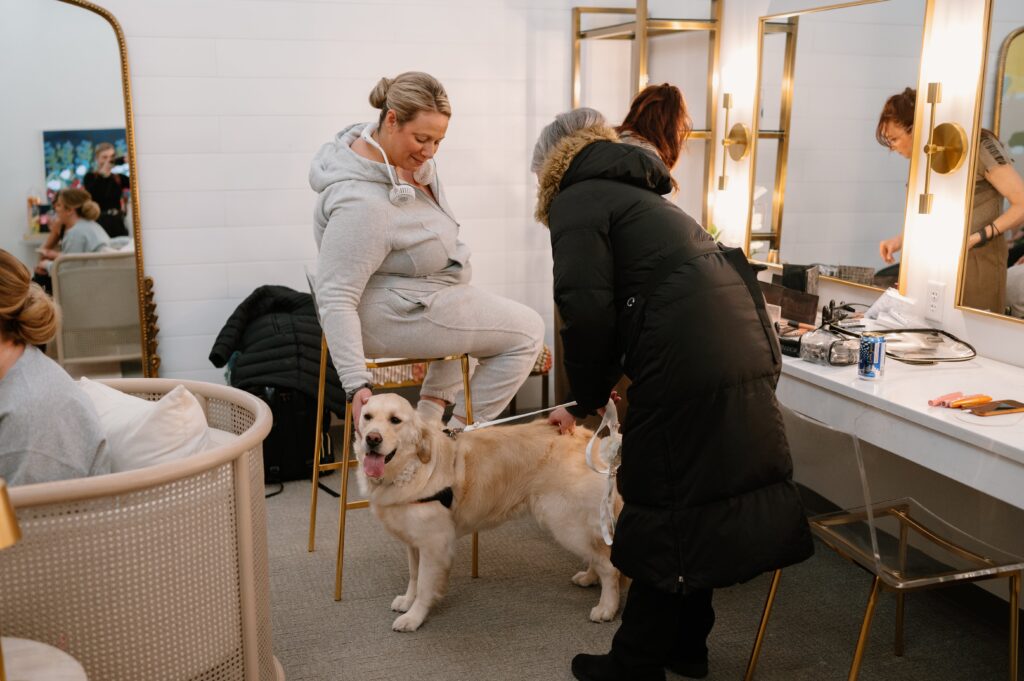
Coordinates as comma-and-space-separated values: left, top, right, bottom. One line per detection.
310, 72, 544, 429
0, 249, 108, 485
876, 87, 1024, 312
616, 83, 693, 193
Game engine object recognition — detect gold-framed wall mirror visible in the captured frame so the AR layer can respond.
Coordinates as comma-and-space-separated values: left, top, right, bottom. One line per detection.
747, 0, 928, 292
0, 0, 159, 376
571, 0, 721, 227
956, 0, 1024, 322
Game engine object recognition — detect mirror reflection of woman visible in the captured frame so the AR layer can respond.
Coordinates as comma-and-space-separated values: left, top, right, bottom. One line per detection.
83, 143, 130, 239
33, 188, 111, 292
876, 88, 1024, 313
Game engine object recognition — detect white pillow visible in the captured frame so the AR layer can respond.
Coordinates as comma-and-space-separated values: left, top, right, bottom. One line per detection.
78, 379, 211, 473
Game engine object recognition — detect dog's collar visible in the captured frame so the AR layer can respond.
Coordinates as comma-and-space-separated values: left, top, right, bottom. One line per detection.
415, 486, 454, 509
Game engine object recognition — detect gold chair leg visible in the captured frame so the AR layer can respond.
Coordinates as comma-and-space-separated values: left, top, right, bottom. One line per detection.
849, 576, 882, 681
334, 401, 354, 601
308, 334, 329, 553
460, 353, 480, 579
894, 521, 908, 656
1010, 571, 1020, 681
744, 569, 782, 681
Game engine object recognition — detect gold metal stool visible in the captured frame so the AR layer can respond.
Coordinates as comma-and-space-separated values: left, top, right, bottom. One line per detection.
306, 334, 478, 600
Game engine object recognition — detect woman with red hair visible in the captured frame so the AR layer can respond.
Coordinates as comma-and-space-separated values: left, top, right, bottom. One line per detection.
616, 83, 693, 193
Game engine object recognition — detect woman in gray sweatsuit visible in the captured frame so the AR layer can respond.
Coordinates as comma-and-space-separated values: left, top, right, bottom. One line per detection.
311, 72, 544, 426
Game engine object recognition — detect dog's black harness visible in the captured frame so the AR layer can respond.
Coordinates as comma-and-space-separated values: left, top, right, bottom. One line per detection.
416, 486, 454, 509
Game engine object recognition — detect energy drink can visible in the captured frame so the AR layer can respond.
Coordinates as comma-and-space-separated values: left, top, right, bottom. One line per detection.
858, 333, 886, 380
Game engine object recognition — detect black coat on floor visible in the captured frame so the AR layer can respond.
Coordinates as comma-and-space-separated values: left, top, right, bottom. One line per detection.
210, 285, 344, 416
536, 126, 814, 593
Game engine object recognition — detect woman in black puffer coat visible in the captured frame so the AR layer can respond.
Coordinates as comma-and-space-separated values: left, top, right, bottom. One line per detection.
533, 109, 813, 681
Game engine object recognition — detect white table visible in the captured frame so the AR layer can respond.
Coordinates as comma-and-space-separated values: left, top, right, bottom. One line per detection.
1, 637, 87, 680
778, 355, 1024, 511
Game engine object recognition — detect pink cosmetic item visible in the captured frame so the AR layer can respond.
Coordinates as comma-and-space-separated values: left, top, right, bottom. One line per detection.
928, 391, 963, 407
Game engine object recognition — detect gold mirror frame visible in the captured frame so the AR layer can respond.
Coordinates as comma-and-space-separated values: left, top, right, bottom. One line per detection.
954, 0, 1024, 325
992, 25, 1024, 139
55, 0, 160, 374
745, 0, 933, 296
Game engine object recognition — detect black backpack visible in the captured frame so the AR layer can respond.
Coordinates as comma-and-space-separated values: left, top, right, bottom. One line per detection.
255, 386, 334, 486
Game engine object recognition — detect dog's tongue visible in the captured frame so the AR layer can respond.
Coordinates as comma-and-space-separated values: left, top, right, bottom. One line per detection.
363, 453, 385, 479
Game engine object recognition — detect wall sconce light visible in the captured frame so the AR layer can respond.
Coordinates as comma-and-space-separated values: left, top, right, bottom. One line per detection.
918, 82, 967, 214
718, 93, 751, 190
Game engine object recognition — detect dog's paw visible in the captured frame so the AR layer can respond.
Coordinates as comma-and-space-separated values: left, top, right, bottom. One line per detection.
391, 594, 415, 612
392, 612, 425, 632
572, 569, 599, 587
589, 603, 617, 622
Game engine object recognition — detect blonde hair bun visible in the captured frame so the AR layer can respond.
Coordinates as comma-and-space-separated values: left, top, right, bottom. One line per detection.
16, 285, 60, 346
81, 200, 101, 221
0, 250, 59, 346
369, 77, 394, 109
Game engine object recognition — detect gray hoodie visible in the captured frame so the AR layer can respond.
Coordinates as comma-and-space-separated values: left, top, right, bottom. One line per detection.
310, 122, 472, 391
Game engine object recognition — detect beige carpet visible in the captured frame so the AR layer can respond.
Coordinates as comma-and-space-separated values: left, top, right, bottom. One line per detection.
266, 477, 1016, 681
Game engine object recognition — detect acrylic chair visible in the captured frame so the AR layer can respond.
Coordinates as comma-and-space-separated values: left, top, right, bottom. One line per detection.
745, 405, 1023, 681
304, 271, 477, 601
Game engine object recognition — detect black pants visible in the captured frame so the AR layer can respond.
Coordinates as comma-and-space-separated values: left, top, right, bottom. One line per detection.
611, 579, 715, 669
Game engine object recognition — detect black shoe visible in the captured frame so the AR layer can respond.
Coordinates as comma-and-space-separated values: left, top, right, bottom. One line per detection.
571, 653, 666, 681
666, 657, 708, 679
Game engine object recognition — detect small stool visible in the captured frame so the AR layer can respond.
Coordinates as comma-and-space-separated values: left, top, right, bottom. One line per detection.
306, 334, 477, 600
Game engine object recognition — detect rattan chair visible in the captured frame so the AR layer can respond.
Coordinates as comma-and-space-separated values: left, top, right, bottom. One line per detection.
744, 406, 1024, 681
0, 378, 282, 681
306, 333, 476, 600
50, 251, 142, 367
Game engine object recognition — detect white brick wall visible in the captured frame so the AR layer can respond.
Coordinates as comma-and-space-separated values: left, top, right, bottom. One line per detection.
88, 0, 605, 387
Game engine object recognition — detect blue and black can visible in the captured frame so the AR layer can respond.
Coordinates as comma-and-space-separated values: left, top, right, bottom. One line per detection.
858, 332, 886, 380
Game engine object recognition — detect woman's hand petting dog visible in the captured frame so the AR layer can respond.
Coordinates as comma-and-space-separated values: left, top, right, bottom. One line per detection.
548, 406, 576, 434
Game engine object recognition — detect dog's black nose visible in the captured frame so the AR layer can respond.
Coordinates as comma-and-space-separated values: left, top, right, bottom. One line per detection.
365, 432, 383, 448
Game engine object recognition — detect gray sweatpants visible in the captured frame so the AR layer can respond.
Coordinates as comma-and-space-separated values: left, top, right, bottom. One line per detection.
359, 284, 545, 422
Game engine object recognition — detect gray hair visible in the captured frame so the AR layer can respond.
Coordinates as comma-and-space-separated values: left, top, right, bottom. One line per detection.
530, 107, 607, 173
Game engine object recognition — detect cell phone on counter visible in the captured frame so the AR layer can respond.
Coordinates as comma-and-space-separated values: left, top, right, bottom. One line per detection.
969, 400, 1024, 417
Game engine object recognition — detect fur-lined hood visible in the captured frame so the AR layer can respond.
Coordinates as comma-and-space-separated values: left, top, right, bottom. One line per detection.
534, 125, 619, 226
534, 125, 672, 226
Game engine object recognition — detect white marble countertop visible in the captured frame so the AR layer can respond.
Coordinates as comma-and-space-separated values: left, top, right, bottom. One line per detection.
781, 355, 1024, 461
779, 354, 1024, 509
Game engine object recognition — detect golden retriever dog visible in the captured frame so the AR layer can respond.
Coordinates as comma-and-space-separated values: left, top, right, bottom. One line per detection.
354, 393, 622, 632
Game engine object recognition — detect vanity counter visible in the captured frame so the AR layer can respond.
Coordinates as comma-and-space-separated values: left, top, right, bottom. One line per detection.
778, 354, 1024, 510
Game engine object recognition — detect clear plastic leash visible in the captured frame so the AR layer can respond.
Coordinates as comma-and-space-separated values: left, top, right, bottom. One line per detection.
461, 401, 578, 432
584, 399, 622, 546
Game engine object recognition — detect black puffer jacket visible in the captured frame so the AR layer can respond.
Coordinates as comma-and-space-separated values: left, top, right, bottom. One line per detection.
537, 126, 813, 593
209, 285, 344, 416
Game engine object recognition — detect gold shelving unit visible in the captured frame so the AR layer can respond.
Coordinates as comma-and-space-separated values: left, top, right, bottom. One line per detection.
570, 0, 722, 227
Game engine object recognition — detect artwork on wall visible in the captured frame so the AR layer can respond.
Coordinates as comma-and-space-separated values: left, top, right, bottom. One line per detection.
41, 127, 127, 198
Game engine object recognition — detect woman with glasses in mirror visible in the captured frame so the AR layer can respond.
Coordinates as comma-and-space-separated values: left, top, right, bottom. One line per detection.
876, 87, 1024, 313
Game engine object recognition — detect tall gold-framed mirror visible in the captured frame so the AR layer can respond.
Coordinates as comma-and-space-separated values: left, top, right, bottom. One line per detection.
956, 0, 1024, 321
0, 0, 158, 375
747, 0, 928, 292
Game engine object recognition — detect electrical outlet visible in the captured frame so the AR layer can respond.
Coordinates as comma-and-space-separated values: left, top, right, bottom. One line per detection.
926, 281, 945, 323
